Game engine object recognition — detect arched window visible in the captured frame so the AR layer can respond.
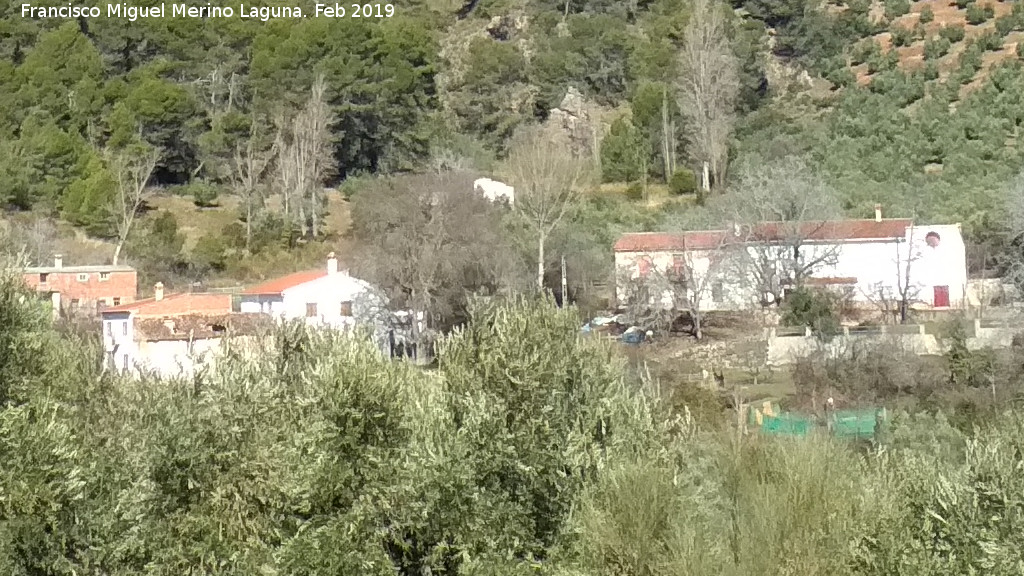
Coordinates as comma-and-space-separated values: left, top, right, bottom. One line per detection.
925, 231, 941, 248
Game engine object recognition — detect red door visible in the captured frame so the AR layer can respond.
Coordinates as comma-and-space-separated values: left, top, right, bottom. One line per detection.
933, 285, 950, 308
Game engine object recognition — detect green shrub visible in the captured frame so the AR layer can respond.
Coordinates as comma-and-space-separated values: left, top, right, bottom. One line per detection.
955, 0, 971, 8
966, 2, 989, 24
600, 116, 644, 183
885, 0, 912, 18
668, 169, 697, 196
625, 181, 644, 200
184, 180, 220, 208
781, 287, 842, 340
190, 232, 229, 272
919, 5, 935, 23
923, 36, 952, 59
1017, 40, 1024, 58
995, 14, 1016, 35
890, 25, 914, 46
867, 48, 900, 74
851, 41, 881, 65
923, 61, 941, 80
939, 24, 967, 42
977, 29, 1005, 50
827, 66, 857, 87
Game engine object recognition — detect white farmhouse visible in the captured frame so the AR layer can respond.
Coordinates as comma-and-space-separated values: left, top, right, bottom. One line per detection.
101, 283, 268, 378
474, 177, 515, 205
240, 253, 388, 334
614, 207, 968, 313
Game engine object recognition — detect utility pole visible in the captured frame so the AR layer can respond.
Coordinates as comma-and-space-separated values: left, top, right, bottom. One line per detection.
561, 255, 568, 307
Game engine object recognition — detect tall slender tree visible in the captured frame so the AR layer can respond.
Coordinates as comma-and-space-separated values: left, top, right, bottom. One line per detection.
677, 0, 739, 193
503, 124, 591, 290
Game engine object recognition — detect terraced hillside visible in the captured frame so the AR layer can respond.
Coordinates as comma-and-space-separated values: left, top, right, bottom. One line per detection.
846, 0, 1024, 93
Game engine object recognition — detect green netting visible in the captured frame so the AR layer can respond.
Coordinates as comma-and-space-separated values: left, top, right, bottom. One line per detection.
761, 414, 813, 437
756, 408, 886, 439
830, 409, 885, 439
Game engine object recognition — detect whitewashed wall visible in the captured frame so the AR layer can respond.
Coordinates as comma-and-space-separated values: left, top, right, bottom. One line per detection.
614, 224, 968, 313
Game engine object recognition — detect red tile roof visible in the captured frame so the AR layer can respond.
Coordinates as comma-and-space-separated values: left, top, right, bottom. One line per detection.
613, 231, 731, 252
241, 270, 327, 295
614, 233, 688, 252
614, 219, 913, 252
749, 219, 912, 242
103, 293, 232, 318
806, 277, 858, 286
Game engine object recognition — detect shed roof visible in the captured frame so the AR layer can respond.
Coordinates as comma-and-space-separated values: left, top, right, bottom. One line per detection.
134, 313, 274, 341
103, 293, 232, 318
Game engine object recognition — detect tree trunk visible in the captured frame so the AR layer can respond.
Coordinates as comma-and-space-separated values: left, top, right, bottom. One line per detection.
561, 255, 568, 307
537, 232, 546, 291
311, 187, 319, 238
112, 241, 124, 266
661, 86, 672, 182
298, 200, 308, 238
245, 199, 253, 252
693, 307, 703, 340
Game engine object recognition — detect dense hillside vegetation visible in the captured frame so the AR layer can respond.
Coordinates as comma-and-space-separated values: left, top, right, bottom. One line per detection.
5, 270, 1024, 574
2, 0, 1024, 283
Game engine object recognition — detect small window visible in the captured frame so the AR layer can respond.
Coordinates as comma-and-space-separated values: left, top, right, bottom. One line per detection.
122, 321, 128, 336
113, 297, 121, 306
99, 272, 110, 281
70, 298, 80, 309
106, 322, 112, 337
306, 303, 318, 317
77, 273, 89, 282
712, 281, 724, 303
340, 301, 353, 317
39, 273, 49, 283
672, 254, 685, 275
122, 355, 129, 372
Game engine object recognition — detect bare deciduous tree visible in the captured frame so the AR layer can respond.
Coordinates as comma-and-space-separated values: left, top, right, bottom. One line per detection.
107, 144, 160, 266
677, 0, 739, 193
502, 124, 591, 290
351, 171, 528, 356
230, 121, 276, 251
863, 225, 923, 324
273, 76, 336, 239
720, 157, 843, 305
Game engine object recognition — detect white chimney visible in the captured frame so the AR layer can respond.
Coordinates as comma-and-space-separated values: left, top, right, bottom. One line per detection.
154, 282, 164, 302
874, 204, 882, 223
54, 254, 63, 269
327, 252, 338, 275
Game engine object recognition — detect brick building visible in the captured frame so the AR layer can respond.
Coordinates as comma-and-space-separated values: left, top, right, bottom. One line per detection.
22, 255, 138, 318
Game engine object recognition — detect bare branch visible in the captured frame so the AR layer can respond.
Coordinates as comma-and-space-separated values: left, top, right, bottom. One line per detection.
107, 144, 160, 266
502, 123, 593, 290
677, 0, 739, 192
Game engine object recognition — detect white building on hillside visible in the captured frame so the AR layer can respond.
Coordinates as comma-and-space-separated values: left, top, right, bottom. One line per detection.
101, 283, 269, 378
614, 207, 968, 314
240, 253, 389, 334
